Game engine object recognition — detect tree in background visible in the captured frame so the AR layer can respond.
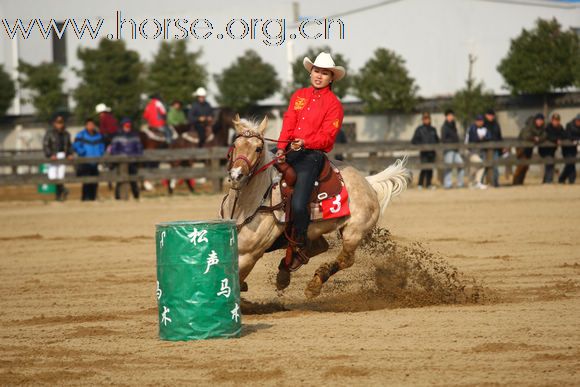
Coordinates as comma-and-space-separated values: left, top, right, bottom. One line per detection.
353, 48, 418, 113
452, 54, 495, 131
497, 18, 580, 117
74, 39, 143, 121
18, 61, 66, 121
0, 65, 15, 118
214, 50, 280, 114
285, 46, 351, 100
147, 40, 208, 104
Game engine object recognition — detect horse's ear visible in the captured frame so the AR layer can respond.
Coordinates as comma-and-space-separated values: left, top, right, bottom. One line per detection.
233, 113, 243, 133
258, 115, 268, 135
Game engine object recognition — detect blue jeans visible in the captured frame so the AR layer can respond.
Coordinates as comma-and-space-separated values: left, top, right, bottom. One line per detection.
161, 125, 173, 143
483, 150, 501, 187
285, 149, 325, 238
443, 150, 464, 188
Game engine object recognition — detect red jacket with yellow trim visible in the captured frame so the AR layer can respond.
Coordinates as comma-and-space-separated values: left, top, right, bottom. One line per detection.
277, 86, 344, 153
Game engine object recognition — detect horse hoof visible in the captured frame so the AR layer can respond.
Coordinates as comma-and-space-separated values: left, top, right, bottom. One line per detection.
305, 275, 323, 299
276, 269, 291, 291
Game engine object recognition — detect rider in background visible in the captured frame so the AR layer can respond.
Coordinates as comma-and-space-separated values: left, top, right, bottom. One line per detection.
167, 100, 187, 128
143, 94, 172, 144
276, 52, 345, 268
188, 87, 213, 147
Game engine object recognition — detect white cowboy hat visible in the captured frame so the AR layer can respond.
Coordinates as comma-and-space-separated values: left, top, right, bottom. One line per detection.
193, 87, 207, 97
95, 103, 111, 114
303, 52, 346, 81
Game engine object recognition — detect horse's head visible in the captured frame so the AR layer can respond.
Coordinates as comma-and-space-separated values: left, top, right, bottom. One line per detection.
227, 114, 268, 189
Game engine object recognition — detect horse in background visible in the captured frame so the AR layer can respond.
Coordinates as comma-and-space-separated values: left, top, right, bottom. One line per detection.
167, 108, 236, 194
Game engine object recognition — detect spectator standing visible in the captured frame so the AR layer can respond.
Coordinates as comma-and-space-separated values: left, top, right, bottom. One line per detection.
483, 109, 503, 187
411, 112, 439, 189
465, 115, 491, 189
42, 115, 73, 201
143, 94, 172, 144
513, 113, 547, 185
559, 114, 580, 184
167, 100, 187, 127
95, 103, 119, 146
110, 118, 143, 200
188, 87, 213, 147
540, 113, 565, 184
440, 109, 464, 189
73, 118, 105, 201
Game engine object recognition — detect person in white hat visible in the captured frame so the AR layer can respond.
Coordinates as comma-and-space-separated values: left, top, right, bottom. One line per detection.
275, 52, 346, 273
95, 103, 119, 146
188, 86, 213, 147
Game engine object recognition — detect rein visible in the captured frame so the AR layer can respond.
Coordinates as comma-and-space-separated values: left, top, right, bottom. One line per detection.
227, 132, 292, 180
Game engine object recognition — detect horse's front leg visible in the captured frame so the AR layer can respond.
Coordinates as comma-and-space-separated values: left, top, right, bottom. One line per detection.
239, 252, 264, 286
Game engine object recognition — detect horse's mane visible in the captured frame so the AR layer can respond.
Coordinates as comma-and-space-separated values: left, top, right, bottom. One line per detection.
237, 118, 262, 135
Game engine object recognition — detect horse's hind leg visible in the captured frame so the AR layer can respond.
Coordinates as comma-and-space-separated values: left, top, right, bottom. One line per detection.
304, 224, 362, 299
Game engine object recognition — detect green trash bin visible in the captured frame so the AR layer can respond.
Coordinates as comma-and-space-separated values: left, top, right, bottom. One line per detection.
37, 164, 55, 194
155, 220, 241, 341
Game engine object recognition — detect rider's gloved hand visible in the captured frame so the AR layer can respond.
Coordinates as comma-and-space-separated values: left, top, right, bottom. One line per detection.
291, 139, 304, 151
275, 149, 286, 163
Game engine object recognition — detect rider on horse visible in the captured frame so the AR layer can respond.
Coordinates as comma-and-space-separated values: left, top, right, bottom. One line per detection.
143, 94, 173, 144
276, 52, 345, 271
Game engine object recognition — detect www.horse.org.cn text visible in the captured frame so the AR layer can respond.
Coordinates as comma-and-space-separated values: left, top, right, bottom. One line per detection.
1, 11, 346, 46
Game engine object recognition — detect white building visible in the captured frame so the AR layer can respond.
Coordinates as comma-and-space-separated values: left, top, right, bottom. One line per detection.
0, 0, 579, 115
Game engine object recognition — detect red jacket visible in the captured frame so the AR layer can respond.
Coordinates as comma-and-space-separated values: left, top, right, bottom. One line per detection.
143, 98, 167, 128
278, 86, 344, 153
98, 112, 119, 136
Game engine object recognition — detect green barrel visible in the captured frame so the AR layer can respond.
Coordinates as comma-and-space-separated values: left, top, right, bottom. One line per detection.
155, 220, 241, 341
37, 164, 55, 194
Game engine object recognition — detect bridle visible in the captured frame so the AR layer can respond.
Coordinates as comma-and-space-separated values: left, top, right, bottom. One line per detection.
226, 130, 292, 183
224, 130, 293, 226
226, 130, 266, 179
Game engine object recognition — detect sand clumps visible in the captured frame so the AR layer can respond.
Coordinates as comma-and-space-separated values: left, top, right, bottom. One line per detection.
302, 228, 490, 312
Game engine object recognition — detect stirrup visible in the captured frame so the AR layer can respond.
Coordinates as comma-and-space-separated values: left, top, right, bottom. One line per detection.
281, 245, 309, 273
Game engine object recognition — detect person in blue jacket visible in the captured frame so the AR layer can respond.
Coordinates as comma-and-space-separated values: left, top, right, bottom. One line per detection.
73, 118, 105, 201
110, 118, 143, 200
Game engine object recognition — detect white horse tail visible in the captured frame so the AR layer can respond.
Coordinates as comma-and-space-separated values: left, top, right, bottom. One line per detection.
365, 156, 411, 216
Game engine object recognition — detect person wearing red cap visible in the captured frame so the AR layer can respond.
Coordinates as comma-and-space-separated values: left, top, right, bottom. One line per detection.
276, 52, 345, 270
110, 118, 143, 200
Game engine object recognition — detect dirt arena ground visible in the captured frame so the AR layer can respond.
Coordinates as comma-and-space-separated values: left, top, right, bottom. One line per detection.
1, 183, 579, 385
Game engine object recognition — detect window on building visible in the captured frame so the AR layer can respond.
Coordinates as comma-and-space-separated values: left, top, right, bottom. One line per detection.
52, 22, 67, 66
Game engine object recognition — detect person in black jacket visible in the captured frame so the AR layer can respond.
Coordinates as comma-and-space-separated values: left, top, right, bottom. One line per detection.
42, 115, 73, 201
559, 114, 580, 184
483, 109, 502, 187
440, 109, 464, 188
188, 87, 213, 147
412, 112, 440, 189
540, 113, 565, 184
465, 115, 491, 189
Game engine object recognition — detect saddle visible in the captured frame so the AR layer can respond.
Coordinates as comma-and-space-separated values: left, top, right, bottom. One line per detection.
142, 126, 178, 142
274, 155, 343, 204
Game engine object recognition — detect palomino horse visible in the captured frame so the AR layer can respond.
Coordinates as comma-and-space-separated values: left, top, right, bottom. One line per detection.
220, 115, 410, 298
